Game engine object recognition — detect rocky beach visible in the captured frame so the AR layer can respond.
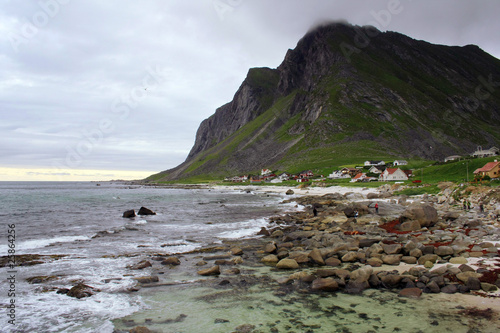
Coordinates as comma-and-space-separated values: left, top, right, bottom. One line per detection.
3, 182, 500, 333
107, 182, 500, 333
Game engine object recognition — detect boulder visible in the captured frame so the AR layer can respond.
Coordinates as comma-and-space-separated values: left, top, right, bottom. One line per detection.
382, 243, 402, 255
400, 203, 438, 227
122, 210, 136, 218
399, 221, 421, 232
456, 271, 481, 283
380, 274, 403, 287
67, 283, 99, 299
435, 246, 454, 256
311, 278, 339, 292
134, 276, 159, 284
264, 242, 277, 253
261, 255, 279, 264
382, 254, 402, 265
367, 193, 380, 199
257, 227, 270, 236
137, 207, 156, 215
129, 326, 152, 333
466, 277, 481, 291
345, 280, 369, 294
161, 257, 181, 266
441, 284, 458, 294
350, 266, 373, 283
276, 259, 299, 269
308, 248, 325, 265
366, 258, 383, 267
417, 254, 438, 265
197, 265, 221, 276
324, 257, 341, 267
341, 251, 358, 262
443, 211, 461, 220
481, 283, 498, 292
286, 189, 294, 195
230, 247, 243, 256
399, 287, 422, 299
130, 260, 152, 270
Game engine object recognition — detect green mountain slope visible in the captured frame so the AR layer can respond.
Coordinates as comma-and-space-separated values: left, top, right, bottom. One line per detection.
149, 23, 500, 182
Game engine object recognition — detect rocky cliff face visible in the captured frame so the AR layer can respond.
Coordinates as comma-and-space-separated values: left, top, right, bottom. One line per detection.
151, 22, 500, 181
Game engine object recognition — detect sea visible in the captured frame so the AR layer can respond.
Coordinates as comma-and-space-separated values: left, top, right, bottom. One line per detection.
0, 182, 497, 333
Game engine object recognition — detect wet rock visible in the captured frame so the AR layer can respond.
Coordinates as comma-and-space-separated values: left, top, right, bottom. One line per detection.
130, 260, 152, 270
271, 230, 284, 238
399, 287, 422, 299
325, 257, 341, 267
261, 255, 279, 264
195, 260, 207, 266
443, 211, 461, 220
161, 257, 180, 266
380, 274, 403, 287
129, 326, 152, 333
425, 281, 441, 293
134, 276, 159, 284
456, 271, 481, 283
257, 227, 270, 236
197, 265, 220, 276
276, 258, 299, 269
350, 266, 373, 283
137, 207, 156, 215
345, 280, 369, 294
67, 283, 99, 299
123, 210, 136, 218
311, 278, 339, 292
265, 242, 277, 253
234, 324, 256, 333
286, 189, 294, 195
308, 248, 325, 265
230, 247, 243, 256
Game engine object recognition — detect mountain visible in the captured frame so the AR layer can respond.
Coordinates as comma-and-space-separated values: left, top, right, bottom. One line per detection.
149, 22, 500, 182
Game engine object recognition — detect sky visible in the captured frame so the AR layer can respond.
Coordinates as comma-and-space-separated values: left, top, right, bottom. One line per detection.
1, 0, 499, 181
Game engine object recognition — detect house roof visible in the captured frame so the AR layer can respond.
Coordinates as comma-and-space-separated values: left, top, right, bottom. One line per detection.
385, 168, 399, 175
473, 161, 500, 173
352, 173, 364, 180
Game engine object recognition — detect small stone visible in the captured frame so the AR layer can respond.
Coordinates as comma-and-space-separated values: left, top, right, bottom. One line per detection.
308, 248, 325, 265
481, 282, 498, 292
261, 255, 279, 264
401, 256, 417, 264
324, 257, 341, 267
382, 254, 402, 265
137, 207, 156, 215
161, 257, 180, 266
197, 265, 220, 276
122, 209, 136, 218
276, 258, 299, 269
382, 243, 402, 255
130, 260, 152, 270
449, 257, 468, 265
425, 280, 440, 293
466, 277, 481, 290
311, 278, 339, 292
129, 326, 152, 333
435, 246, 454, 256
265, 242, 277, 253
441, 284, 458, 294
231, 247, 243, 256
341, 251, 358, 262
424, 261, 434, 268
417, 254, 438, 265
399, 287, 422, 299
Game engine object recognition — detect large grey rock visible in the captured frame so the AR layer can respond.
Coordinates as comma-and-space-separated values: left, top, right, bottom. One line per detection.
400, 203, 438, 227
276, 258, 299, 269
311, 278, 339, 292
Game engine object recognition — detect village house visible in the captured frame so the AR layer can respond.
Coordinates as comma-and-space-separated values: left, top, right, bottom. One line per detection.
261, 168, 272, 176
341, 167, 361, 177
393, 160, 408, 166
328, 170, 350, 179
278, 172, 291, 181
444, 155, 462, 162
296, 178, 309, 183
364, 160, 385, 167
473, 160, 500, 179
379, 168, 409, 182
298, 170, 314, 178
470, 147, 499, 158
368, 165, 386, 174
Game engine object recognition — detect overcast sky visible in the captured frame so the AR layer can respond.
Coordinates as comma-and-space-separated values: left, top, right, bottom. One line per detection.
1, 0, 499, 181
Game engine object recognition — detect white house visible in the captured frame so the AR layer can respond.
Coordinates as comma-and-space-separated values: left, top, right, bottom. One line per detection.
393, 160, 408, 166
350, 173, 366, 182
277, 172, 291, 181
444, 155, 461, 162
328, 170, 350, 179
379, 168, 409, 182
470, 147, 499, 158
368, 166, 385, 174
364, 160, 385, 167
261, 168, 272, 176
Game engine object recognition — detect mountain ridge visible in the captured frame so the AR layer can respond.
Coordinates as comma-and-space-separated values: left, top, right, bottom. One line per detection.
149, 22, 500, 182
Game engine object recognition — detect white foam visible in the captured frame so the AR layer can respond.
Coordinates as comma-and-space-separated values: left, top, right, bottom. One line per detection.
217, 218, 269, 239
0, 235, 90, 254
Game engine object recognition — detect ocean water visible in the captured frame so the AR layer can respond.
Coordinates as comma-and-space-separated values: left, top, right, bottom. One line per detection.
0, 182, 291, 332
1, 182, 498, 333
